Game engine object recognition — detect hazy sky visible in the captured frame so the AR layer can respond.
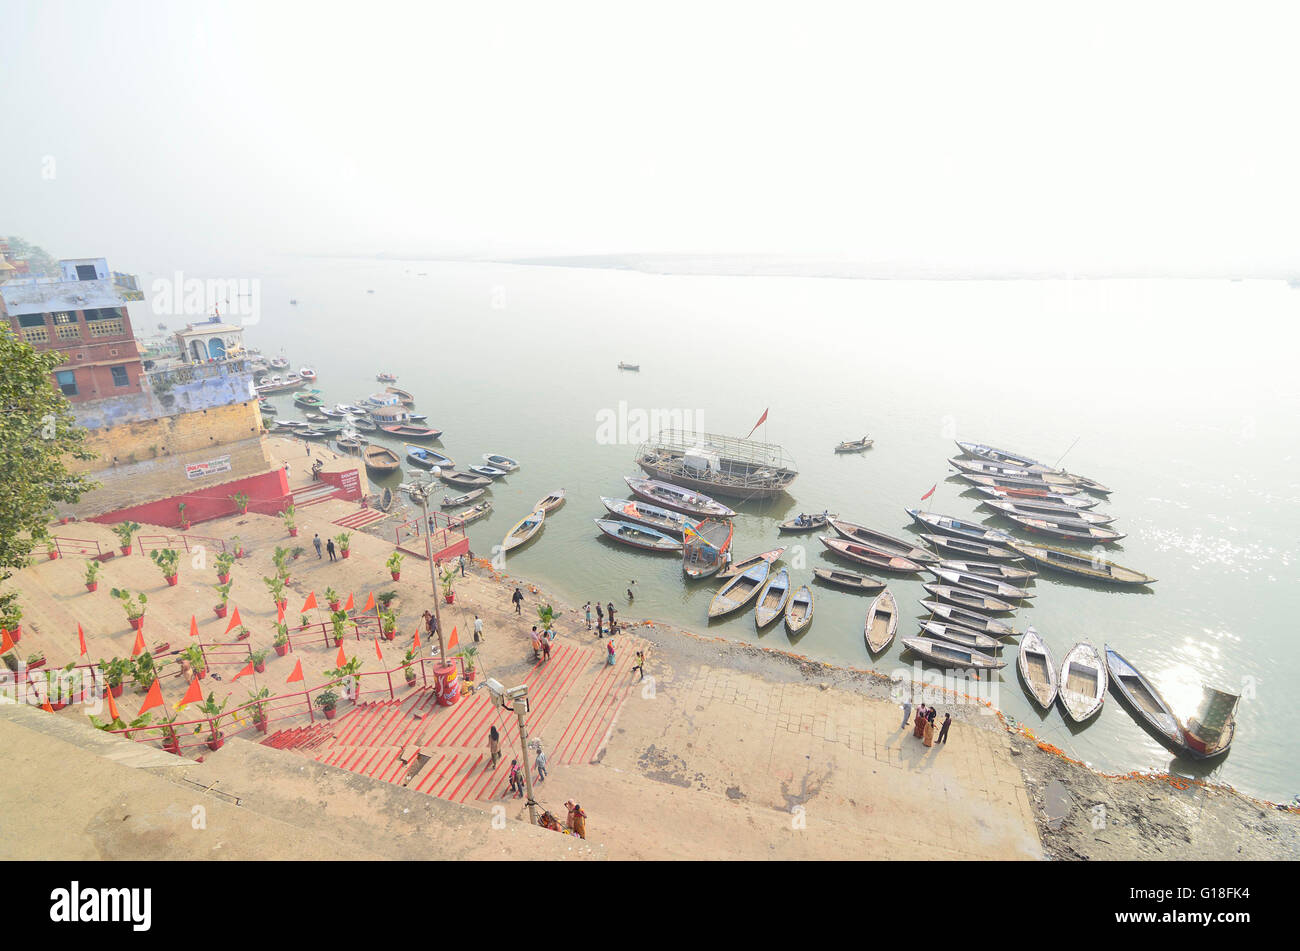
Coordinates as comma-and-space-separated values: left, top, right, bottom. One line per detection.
4, 1, 1299, 273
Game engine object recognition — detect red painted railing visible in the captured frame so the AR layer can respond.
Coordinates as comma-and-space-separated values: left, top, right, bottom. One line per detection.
136, 533, 227, 554
36, 536, 103, 558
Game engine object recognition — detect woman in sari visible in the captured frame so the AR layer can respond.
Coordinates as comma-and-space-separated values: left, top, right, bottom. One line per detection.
570, 802, 588, 840
923, 707, 937, 747
913, 703, 927, 738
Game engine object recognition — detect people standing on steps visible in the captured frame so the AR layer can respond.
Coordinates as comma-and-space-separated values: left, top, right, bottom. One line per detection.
584, 602, 592, 630
606, 601, 616, 635
488, 724, 501, 766
595, 603, 604, 637
900, 697, 913, 729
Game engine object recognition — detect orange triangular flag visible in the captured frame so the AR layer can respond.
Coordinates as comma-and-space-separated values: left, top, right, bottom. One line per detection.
374, 638, 383, 661
276, 601, 286, 623
286, 658, 304, 683
0, 628, 12, 654
344, 592, 355, 611
106, 686, 121, 720
190, 614, 199, 638
413, 629, 422, 649
131, 627, 146, 657
41, 700, 54, 713
446, 626, 458, 651
363, 591, 375, 612
301, 592, 317, 612
225, 606, 242, 634
178, 676, 203, 708
138, 679, 164, 716
232, 661, 254, 681
78, 623, 88, 657
335, 644, 346, 668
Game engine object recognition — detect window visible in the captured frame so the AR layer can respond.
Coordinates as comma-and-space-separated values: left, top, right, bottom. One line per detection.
84, 308, 117, 320
17, 313, 46, 328
51, 311, 74, 324
23, 327, 50, 344
111, 365, 129, 387
75, 264, 97, 281
54, 323, 81, 340
55, 370, 77, 396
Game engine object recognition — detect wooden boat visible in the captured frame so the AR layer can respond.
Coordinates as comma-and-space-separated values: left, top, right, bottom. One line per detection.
683, 519, 734, 579
820, 536, 923, 573
303, 411, 329, 423
594, 518, 683, 553
384, 385, 415, 405
635, 430, 798, 500
320, 408, 351, 419
406, 413, 429, 422
617, 361, 640, 371
406, 446, 455, 469
753, 568, 791, 628
834, 437, 873, 453
335, 435, 367, 452
376, 372, 398, 382
917, 532, 1022, 561
297, 428, 337, 440
1005, 540, 1155, 585
1104, 646, 1183, 749
601, 497, 694, 536
1064, 472, 1111, 495
959, 473, 1084, 496
1180, 685, 1240, 759
1001, 512, 1125, 543
955, 441, 1053, 471
717, 547, 785, 580
482, 453, 520, 472
920, 620, 1002, 654
535, 489, 566, 513
440, 470, 492, 488
299, 367, 316, 380
363, 445, 401, 474
380, 424, 443, 441
984, 499, 1116, 525
708, 561, 771, 618
257, 401, 278, 415
336, 403, 368, 415
929, 567, 1034, 600
441, 488, 486, 509
1058, 642, 1107, 722
863, 590, 898, 653
502, 508, 546, 552
468, 464, 508, 479
351, 416, 377, 432
948, 456, 1080, 488
812, 568, 885, 593
934, 559, 1036, 582
784, 585, 814, 634
905, 510, 1015, 545
624, 477, 736, 519
829, 519, 939, 563
777, 512, 835, 533
274, 419, 309, 430
448, 500, 493, 527
918, 600, 1019, 638
901, 637, 1004, 670
270, 356, 290, 369
1017, 627, 1058, 709
971, 485, 1098, 509
921, 582, 1016, 613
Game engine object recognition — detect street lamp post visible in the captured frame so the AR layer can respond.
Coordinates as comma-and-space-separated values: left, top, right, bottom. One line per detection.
409, 473, 446, 663
486, 679, 537, 826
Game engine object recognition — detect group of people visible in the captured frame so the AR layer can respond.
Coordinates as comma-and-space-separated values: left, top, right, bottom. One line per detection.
583, 600, 622, 637
312, 532, 339, 561
537, 801, 587, 838
791, 509, 830, 527
902, 700, 952, 748
530, 624, 557, 661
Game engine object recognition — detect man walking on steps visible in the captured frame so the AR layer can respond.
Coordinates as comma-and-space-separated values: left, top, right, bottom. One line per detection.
313, 533, 323, 559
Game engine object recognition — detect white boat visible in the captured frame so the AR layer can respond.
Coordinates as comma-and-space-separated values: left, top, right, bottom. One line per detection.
299, 367, 317, 380
482, 453, 520, 472
1058, 642, 1107, 722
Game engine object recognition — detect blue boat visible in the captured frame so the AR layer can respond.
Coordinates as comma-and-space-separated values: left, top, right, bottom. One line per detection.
593, 519, 682, 552
406, 445, 454, 469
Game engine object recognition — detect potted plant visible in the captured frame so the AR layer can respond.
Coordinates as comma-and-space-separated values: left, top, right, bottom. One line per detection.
537, 604, 557, 630
131, 651, 157, 693
215, 551, 235, 584
234, 625, 251, 642
34, 526, 58, 560
330, 610, 348, 647
158, 712, 182, 755
334, 531, 352, 560
27, 651, 47, 670
213, 581, 233, 618
315, 688, 340, 720
439, 566, 456, 604
229, 491, 250, 515
90, 712, 152, 736
454, 644, 479, 683
246, 686, 271, 732
84, 560, 102, 592
113, 521, 140, 556
177, 501, 191, 531
281, 503, 298, 537
180, 643, 207, 680
194, 693, 228, 750
2, 602, 23, 642
250, 648, 269, 674
110, 588, 148, 630
326, 586, 341, 612
386, 551, 404, 581
62, 663, 93, 704
401, 648, 418, 686
290, 545, 306, 561
231, 535, 246, 559
380, 610, 399, 641
99, 657, 129, 697
376, 590, 399, 610
271, 546, 292, 583
273, 623, 291, 656
263, 576, 288, 613
326, 656, 363, 701
2, 651, 19, 673
150, 548, 180, 586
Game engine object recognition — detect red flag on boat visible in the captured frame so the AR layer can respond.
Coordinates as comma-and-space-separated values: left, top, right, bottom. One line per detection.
745, 408, 769, 439
131, 627, 146, 657
344, 592, 355, 612
335, 644, 346, 668
178, 676, 203, 709
138, 679, 164, 716
189, 615, 199, 639
286, 658, 304, 683
225, 606, 242, 634
921, 485, 936, 501
232, 661, 254, 681
301, 592, 317, 612
77, 623, 87, 657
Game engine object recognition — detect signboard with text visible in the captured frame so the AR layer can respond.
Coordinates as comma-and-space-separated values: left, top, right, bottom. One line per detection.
185, 455, 232, 480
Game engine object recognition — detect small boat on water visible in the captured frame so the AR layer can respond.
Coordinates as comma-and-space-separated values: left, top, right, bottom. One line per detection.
1000, 512, 1126, 543
449, 500, 493, 527
299, 367, 317, 380
955, 441, 1053, 471
335, 434, 368, 452
363, 445, 401, 474
440, 470, 492, 488
385, 385, 415, 406
708, 561, 771, 618
683, 519, 735, 579
921, 582, 1016, 614
482, 453, 520, 472
294, 393, 325, 409
274, 419, 309, 430
624, 477, 736, 519
812, 567, 885, 593
948, 456, 1080, 488
381, 424, 443, 441
777, 512, 835, 533
917, 533, 1022, 561
298, 428, 338, 440
351, 416, 377, 432
1017, 627, 1059, 709
753, 568, 791, 628
934, 559, 1036, 582
717, 547, 784, 580
376, 372, 398, 383
971, 485, 1098, 509
1059, 642, 1108, 722
594, 518, 683, 553
270, 356, 290, 369
820, 536, 923, 573
617, 361, 640, 371
863, 589, 898, 653
919, 600, 1019, 638
320, 408, 350, 419
536, 489, 566, 513
1104, 646, 1183, 749
905, 509, 1015, 545
1065, 472, 1112, 495
784, 585, 814, 635
304, 411, 329, 423
829, 519, 939, 563
929, 567, 1034, 601
336, 403, 367, 415
1005, 540, 1155, 585
441, 488, 486, 509
468, 464, 508, 479
901, 637, 1004, 671
984, 499, 1117, 525
257, 401, 278, 415
601, 497, 694, 536
255, 376, 303, 394
835, 437, 873, 453
407, 446, 455, 469
502, 508, 546, 552
960, 473, 1084, 496
1180, 684, 1240, 759
920, 620, 1003, 653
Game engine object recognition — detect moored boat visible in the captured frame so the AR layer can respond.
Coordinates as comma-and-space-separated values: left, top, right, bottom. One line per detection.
635, 430, 797, 500
1004, 540, 1155, 585
820, 536, 923, 573
385, 385, 415, 406
708, 561, 771, 618
955, 441, 1051, 471
617, 361, 640, 371
299, 367, 317, 380
863, 589, 898, 653
901, 637, 1004, 670
917, 533, 1022, 561
959, 473, 1084, 496
594, 518, 683, 553
380, 423, 443, 441
601, 497, 695, 536
1000, 512, 1126, 543
777, 512, 835, 533
812, 567, 885, 593
717, 547, 785, 580
1059, 642, 1107, 722
624, 477, 736, 519
482, 453, 520, 472
351, 416, 377, 432
948, 456, 1080, 488
921, 582, 1016, 613
918, 600, 1019, 638
1017, 627, 1058, 709
753, 568, 791, 628
406, 446, 455, 469
440, 470, 492, 488
784, 585, 814, 634
362, 445, 401, 474
535, 489, 566, 513
934, 559, 1036, 582
502, 508, 546, 552
1180, 685, 1240, 759
829, 518, 939, 563
971, 486, 1098, 510
376, 372, 398, 382
920, 620, 1002, 653
441, 488, 486, 509
683, 518, 735, 579
468, 464, 508, 479
1104, 646, 1184, 749
983, 499, 1117, 525
448, 500, 493, 527
905, 509, 1015, 545
928, 567, 1034, 601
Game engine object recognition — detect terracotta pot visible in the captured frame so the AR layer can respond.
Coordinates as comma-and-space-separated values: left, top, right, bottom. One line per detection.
214, 604, 227, 618
120, 545, 132, 556
444, 592, 455, 604
334, 637, 343, 647
197, 669, 207, 680
463, 668, 476, 683
322, 706, 337, 720
207, 737, 224, 751
86, 582, 98, 592
50, 701, 68, 711
10, 626, 21, 643
274, 643, 289, 657
110, 683, 124, 698
254, 661, 266, 673
166, 574, 179, 586
254, 716, 267, 733
163, 741, 181, 756
404, 670, 417, 685
235, 630, 250, 642
237, 506, 248, 515
329, 601, 340, 612
217, 573, 229, 584
391, 571, 400, 581
28, 657, 46, 670
384, 630, 396, 641
341, 550, 350, 559
288, 528, 299, 537
180, 522, 191, 531
48, 550, 60, 560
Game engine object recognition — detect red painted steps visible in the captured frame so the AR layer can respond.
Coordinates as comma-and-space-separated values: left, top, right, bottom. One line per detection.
334, 509, 388, 530
290, 484, 337, 508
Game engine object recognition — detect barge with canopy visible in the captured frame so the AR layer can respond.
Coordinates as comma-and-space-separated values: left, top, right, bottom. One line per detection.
635, 429, 798, 501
